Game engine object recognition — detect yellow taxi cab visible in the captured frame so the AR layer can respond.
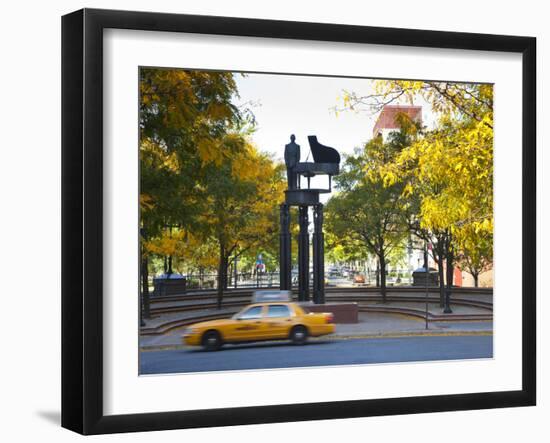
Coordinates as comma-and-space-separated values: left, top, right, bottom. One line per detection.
182, 291, 335, 351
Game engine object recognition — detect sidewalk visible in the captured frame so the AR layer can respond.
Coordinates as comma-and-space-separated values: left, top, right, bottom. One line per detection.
140, 311, 493, 350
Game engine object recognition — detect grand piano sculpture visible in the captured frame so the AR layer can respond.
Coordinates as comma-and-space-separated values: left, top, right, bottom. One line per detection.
280, 135, 341, 304
285, 135, 341, 205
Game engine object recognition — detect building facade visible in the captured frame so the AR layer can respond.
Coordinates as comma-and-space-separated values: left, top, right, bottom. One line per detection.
373, 105, 422, 140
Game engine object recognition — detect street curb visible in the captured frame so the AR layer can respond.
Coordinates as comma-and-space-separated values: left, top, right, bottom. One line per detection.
139, 330, 493, 352
329, 330, 493, 340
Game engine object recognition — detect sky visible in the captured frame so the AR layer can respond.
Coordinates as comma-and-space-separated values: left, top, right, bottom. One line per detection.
234, 72, 436, 161
233, 72, 435, 197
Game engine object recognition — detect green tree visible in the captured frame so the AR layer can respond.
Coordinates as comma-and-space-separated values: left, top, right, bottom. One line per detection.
326, 133, 409, 302
325, 232, 370, 267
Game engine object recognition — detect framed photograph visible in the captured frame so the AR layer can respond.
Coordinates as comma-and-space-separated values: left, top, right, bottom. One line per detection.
62, 8, 536, 435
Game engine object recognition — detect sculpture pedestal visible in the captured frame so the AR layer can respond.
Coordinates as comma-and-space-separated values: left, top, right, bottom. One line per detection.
153, 275, 187, 296
412, 267, 439, 286
300, 302, 359, 324
279, 201, 325, 304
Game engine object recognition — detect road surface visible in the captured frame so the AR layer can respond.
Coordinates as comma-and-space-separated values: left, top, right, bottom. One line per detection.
140, 335, 492, 375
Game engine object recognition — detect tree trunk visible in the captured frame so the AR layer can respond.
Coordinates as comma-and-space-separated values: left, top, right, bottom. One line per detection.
434, 244, 445, 308
141, 254, 150, 319
379, 254, 387, 304
199, 266, 204, 290
217, 243, 225, 309
228, 262, 233, 287
223, 255, 229, 290
444, 244, 454, 312
446, 257, 454, 297
437, 264, 445, 307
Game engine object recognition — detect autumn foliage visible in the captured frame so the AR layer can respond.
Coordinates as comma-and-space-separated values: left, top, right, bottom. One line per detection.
139, 68, 285, 307
331, 80, 494, 296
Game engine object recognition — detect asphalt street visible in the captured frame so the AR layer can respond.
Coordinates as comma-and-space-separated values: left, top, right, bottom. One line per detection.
140, 335, 493, 375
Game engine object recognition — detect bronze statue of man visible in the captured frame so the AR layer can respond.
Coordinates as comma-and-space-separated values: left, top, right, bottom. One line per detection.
284, 134, 300, 190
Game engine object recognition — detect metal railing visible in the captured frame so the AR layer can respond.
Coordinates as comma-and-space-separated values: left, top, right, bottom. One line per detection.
185, 272, 280, 290
147, 269, 415, 293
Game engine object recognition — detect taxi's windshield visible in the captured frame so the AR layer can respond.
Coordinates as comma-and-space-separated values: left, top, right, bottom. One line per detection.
233, 305, 263, 320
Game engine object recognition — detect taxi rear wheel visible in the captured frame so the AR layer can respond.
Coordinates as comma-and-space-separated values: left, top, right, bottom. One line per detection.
290, 325, 308, 345
202, 330, 222, 351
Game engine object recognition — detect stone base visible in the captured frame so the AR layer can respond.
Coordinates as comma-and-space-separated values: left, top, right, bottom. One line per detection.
153, 277, 187, 296
412, 268, 439, 287
300, 302, 359, 324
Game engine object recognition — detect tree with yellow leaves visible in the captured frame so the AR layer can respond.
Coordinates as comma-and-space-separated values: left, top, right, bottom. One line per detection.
338, 80, 493, 130
345, 80, 494, 307
139, 68, 258, 315
333, 79, 493, 310
197, 143, 286, 308
140, 68, 251, 237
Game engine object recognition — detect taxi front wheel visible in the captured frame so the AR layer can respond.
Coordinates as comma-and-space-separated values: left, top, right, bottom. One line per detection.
202, 330, 222, 351
290, 326, 308, 345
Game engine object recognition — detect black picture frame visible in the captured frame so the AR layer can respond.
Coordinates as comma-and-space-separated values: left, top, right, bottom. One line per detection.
61, 8, 536, 435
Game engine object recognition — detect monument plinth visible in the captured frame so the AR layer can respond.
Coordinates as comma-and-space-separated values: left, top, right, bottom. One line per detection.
301, 302, 359, 324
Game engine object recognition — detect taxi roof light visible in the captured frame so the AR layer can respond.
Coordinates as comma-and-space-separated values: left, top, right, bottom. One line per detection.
252, 290, 291, 303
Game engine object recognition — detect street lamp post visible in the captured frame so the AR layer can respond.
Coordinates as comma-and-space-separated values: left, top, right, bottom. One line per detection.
163, 223, 176, 276
424, 241, 429, 330
443, 277, 453, 314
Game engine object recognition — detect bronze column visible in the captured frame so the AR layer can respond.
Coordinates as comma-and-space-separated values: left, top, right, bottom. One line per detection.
312, 203, 325, 304
279, 204, 292, 290
298, 206, 310, 301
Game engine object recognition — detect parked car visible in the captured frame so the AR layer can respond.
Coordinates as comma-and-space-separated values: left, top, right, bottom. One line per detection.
182, 301, 335, 351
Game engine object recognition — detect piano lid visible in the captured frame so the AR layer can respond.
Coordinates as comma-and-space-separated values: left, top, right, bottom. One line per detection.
308, 136, 341, 165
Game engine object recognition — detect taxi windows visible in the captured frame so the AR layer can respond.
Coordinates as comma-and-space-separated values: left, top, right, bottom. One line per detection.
237, 306, 263, 320
266, 305, 291, 318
